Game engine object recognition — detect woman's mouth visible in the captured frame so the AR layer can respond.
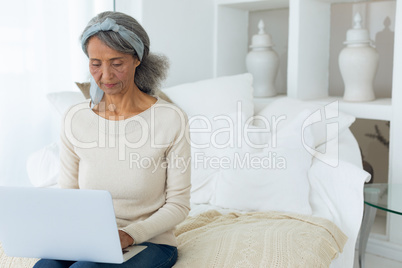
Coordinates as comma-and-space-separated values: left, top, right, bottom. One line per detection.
104, 83, 117, 88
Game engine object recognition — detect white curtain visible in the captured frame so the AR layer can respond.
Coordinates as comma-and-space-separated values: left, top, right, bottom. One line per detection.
0, 0, 113, 186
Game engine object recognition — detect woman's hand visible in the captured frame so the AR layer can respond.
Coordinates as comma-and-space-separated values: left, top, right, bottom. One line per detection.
119, 230, 134, 249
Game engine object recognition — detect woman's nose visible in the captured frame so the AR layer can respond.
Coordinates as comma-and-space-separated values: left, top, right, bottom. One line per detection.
101, 65, 114, 80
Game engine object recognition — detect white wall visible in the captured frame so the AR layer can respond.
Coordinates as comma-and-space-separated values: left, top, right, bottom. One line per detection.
215, 6, 249, 77
117, 0, 216, 87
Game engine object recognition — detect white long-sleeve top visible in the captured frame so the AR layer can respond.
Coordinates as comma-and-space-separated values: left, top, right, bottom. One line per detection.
59, 97, 191, 246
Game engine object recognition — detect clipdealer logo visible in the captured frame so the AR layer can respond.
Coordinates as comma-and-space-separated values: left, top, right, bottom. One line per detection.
301, 101, 339, 167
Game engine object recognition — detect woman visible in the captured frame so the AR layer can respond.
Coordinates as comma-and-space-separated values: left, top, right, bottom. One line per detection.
34, 11, 191, 268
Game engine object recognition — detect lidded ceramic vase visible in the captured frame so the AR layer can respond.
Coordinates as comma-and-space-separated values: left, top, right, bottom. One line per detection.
246, 20, 279, 97
339, 13, 378, 102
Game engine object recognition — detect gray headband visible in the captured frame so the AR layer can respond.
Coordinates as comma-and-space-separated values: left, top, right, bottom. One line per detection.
81, 17, 144, 60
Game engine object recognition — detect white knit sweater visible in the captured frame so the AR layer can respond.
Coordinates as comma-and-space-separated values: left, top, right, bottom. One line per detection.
59, 97, 191, 247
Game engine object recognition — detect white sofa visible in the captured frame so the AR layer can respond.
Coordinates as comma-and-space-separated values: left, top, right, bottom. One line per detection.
3, 73, 369, 267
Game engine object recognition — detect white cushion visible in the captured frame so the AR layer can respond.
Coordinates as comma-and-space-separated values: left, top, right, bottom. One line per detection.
161, 73, 254, 120
47, 91, 86, 116
208, 98, 356, 214
26, 142, 60, 187
162, 74, 255, 204
255, 97, 356, 147
210, 110, 314, 215
308, 158, 369, 268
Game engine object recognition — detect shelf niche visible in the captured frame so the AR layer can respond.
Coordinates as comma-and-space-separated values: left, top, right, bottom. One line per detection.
216, 0, 395, 101
328, 1, 395, 100
216, 0, 332, 99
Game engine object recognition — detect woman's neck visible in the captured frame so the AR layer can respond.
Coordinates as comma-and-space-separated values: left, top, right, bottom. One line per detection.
94, 86, 157, 120
104, 86, 139, 115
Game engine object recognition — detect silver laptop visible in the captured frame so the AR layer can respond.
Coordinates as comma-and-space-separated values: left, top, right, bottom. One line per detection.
0, 187, 146, 263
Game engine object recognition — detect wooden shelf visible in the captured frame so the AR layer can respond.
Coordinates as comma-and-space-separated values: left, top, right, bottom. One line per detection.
216, 0, 289, 11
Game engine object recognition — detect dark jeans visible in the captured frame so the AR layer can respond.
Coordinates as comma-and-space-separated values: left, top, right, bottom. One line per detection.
33, 242, 177, 268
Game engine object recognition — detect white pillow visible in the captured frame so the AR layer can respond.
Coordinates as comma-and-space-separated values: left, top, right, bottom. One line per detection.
210, 110, 315, 215
161, 73, 254, 120
255, 97, 356, 147
26, 142, 60, 187
47, 91, 86, 116
161, 74, 255, 204
308, 158, 370, 268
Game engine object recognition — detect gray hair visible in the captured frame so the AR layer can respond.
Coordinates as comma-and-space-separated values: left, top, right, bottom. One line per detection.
81, 11, 169, 95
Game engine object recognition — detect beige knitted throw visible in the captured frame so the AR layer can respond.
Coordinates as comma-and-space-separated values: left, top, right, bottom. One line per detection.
0, 210, 347, 268
173, 210, 347, 268
0, 244, 38, 268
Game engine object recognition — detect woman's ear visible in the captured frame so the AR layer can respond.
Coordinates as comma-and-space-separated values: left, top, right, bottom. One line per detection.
134, 57, 141, 68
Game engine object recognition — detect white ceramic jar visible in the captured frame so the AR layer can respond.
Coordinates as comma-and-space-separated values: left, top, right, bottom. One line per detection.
339, 13, 378, 102
246, 20, 279, 97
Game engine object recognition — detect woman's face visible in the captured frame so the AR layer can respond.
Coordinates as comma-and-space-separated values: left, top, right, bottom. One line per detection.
87, 36, 140, 96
